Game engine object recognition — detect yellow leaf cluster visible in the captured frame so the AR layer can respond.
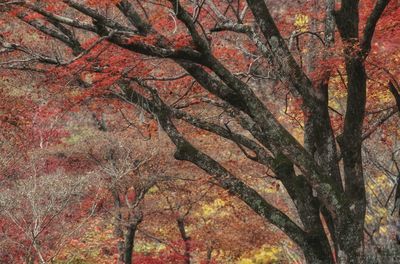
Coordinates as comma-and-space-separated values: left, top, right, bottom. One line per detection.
201, 198, 226, 217
294, 14, 309, 32
237, 246, 282, 264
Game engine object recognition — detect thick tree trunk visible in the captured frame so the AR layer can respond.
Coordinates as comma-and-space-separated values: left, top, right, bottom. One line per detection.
123, 223, 139, 264
123, 211, 143, 264
274, 155, 334, 263
335, 35, 367, 264
335, 216, 365, 264
333, 1, 369, 262
302, 234, 334, 264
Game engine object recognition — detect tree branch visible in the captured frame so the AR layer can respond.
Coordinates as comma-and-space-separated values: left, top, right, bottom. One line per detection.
389, 81, 400, 111
63, 0, 137, 33
168, 0, 210, 52
117, 0, 153, 35
23, 3, 97, 32
245, 0, 320, 107
115, 81, 309, 247
361, 0, 391, 55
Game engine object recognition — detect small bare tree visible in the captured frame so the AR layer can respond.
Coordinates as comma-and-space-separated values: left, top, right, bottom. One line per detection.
0, 164, 92, 264
88, 135, 161, 264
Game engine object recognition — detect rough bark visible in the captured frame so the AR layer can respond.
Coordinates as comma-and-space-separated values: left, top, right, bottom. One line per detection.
332, 0, 390, 261
2, 0, 392, 262
273, 154, 334, 263
123, 210, 143, 264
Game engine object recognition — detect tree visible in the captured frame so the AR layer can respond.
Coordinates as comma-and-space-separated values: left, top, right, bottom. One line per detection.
87, 133, 161, 264
0, 0, 399, 263
0, 161, 92, 263
0, 93, 98, 263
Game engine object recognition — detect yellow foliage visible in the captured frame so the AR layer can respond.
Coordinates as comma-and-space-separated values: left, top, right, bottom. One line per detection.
201, 198, 226, 217
238, 259, 254, 264
379, 226, 388, 235
148, 185, 159, 194
377, 207, 388, 218
237, 246, 282, 264
294, 14, 309, 32
214, 198, 226, 207
55, 220, 116, 264
135, 242, 166, 253
365, 214, 373, 225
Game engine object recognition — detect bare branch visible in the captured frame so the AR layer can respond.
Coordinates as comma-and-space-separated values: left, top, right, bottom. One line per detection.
63, 0, 137, 33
